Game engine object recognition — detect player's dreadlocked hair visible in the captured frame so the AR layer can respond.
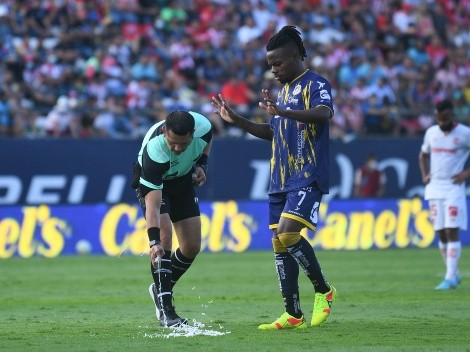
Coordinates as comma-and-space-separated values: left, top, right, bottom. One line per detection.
266, 26, 307, 61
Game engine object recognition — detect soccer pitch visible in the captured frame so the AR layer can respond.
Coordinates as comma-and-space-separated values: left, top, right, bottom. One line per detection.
1, 249, 469, 352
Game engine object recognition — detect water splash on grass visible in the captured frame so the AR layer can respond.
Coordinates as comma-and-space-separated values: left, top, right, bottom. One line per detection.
142, 320, 230, 338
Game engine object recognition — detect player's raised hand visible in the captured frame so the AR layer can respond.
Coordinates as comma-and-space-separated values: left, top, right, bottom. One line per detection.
212, 94, 237, 124
259, 89, 282, 116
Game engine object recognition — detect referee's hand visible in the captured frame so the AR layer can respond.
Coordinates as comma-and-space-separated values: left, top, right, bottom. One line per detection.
150, 244, 164, 269
192, 167, 206, 186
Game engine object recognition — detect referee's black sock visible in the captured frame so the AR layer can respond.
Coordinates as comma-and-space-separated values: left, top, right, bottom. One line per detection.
151, 250, 173, 307
171, 248, 194, 289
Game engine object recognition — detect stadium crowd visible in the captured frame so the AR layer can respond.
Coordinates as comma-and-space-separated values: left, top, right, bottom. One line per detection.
0, 0, 469, 140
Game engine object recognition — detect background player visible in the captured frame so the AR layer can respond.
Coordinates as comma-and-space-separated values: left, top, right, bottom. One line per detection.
212, 26, 336, 330
132, 110, 212, 326
419, 99, 470, 290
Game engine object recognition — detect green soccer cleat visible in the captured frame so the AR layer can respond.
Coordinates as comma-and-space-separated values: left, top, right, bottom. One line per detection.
311, 285, 337, 327
258, 312, 307, 330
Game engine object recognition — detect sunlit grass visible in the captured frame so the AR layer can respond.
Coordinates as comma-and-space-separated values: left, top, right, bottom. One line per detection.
1, 248, 469, 351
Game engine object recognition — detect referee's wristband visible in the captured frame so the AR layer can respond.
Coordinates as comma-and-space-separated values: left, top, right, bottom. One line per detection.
147, 227, 161, 248
196, 154, 209, 176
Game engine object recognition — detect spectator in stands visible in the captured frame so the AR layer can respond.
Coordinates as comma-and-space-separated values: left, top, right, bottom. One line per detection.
220, 71, 257, 114
362, 93, 387, 135
0, 0, 468, 139
236, 16, 263, 47
0, 89, 12, 136
354, 153, 386, 198
43, 95, 78, 137
130, 54, 160, 81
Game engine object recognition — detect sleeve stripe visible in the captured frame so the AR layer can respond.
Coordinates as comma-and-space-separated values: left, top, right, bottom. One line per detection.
139, 178, 162, 190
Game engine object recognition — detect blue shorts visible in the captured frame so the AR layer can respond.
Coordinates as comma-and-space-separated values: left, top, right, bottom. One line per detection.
269, 183, 323, 231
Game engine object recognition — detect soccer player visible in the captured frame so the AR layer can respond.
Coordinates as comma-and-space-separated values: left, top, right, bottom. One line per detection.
212, 26, 336, 329
419, 99, 470, 290
132, 110, 212, 326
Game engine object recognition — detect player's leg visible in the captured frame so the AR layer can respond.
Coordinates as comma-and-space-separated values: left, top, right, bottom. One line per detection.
442, 195, 466, 287
443, 228, 460, 285
277, 184, 336, 327
150, 176, 200, 326
172, 216, 201, 288
135, 187, 173, 324
437, 229, 447, 267
150, 208, 185, 326
168, 179, 201, 289
258, 193, 306, 330
432, 198, 462, 290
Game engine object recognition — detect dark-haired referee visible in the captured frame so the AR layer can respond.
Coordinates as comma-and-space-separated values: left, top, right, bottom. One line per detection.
132, 110, 212, 327
212, 26, 336, 330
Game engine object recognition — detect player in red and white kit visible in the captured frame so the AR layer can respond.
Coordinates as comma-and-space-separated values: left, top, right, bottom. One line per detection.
419, 99, 470, 290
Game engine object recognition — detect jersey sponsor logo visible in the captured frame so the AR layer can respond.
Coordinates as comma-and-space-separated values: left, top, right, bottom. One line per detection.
288, 96, 299, 105
320, 89, 331, 100
431, 147, 457, 154
449, 206, 458, 217
317, 81, 326, 89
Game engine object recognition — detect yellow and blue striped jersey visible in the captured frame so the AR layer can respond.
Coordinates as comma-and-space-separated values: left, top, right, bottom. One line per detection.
269, 69, 334, 194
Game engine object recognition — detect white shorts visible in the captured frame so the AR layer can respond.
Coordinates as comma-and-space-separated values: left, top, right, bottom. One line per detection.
429, 197, 467, 231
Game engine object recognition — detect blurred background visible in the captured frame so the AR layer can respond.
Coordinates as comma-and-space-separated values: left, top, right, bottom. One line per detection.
0, 0, 469, 257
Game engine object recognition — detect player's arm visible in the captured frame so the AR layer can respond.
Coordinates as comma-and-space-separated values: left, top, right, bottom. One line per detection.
144, 189, 165, 267
353, 169, 362, 197
259, 88, 333, 123
452, 168, 470, 184
212, 94, 273, 141
193, 139, 212, 186
418, 151, 430, 184
141, 146, 167, 265
145, 189, 161, 230
453, 131, 470, 184
377, 173, 386, 197
279, 105, 332, 123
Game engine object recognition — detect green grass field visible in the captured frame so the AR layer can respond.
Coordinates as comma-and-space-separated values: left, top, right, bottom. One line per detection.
1, 248, 469, 352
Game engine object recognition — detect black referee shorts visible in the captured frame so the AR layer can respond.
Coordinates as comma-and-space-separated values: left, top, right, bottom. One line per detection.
136, 171, 200, 223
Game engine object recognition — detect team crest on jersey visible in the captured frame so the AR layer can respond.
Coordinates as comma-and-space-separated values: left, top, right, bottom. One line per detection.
293, 83, 302, 96
449, 206, 458, 217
